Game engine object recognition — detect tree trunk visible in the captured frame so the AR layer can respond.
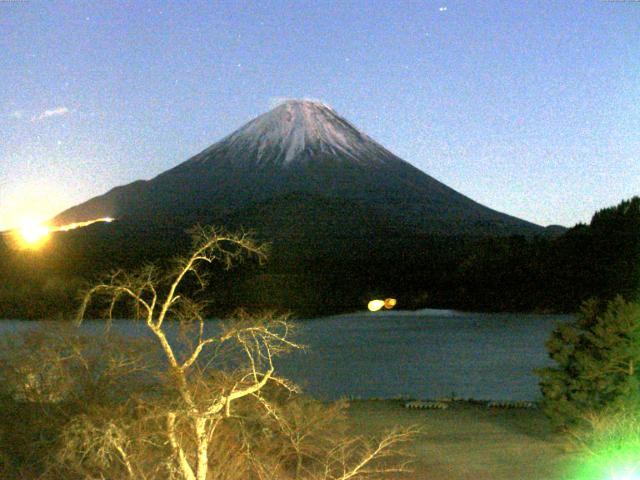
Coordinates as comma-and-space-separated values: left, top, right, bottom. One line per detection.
167, 412, 196, 480
195, 416, 209, 480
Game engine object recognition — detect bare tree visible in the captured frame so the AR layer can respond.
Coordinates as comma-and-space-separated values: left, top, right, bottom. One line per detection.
71, 226, 416, 480
0, 322, 157, 480
77, 227, 288, 480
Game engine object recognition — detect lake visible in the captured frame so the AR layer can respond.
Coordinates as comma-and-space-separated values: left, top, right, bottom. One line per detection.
0, 309, 571, 401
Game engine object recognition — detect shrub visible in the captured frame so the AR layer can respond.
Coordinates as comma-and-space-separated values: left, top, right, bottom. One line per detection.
538, 296, 640, 429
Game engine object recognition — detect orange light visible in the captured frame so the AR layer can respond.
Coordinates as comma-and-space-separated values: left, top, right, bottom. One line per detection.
10, 216, 115, 251
384, 298, 397, 309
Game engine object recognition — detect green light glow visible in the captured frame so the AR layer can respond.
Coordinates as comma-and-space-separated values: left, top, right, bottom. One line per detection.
571, 443, 640, 480
565, 410, 640, 480
609, 466, 640, 480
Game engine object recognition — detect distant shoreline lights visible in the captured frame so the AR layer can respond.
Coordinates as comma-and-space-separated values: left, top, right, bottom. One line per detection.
367, 298, 397, 312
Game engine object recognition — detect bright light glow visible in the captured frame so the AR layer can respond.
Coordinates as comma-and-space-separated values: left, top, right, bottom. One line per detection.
368, 300, 385, 312
384, 298, 397, 309
572, 443, 640, 480
10, 217, 115, 250
0, 181, 75, 232
17, 220, 50, 248
56, 217, 114, 231
609, 466, 640, 480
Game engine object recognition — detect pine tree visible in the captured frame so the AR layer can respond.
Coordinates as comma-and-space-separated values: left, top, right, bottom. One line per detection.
538, 296, 640, 428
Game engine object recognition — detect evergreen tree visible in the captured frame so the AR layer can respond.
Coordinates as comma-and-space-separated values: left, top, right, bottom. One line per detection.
589, 196, 640, 302
538, 296, 640, 428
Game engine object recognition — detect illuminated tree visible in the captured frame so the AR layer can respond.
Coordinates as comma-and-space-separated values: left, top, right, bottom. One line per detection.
69, 226, 415, 480
0, 324, 155, 479
538, 296, 640, 429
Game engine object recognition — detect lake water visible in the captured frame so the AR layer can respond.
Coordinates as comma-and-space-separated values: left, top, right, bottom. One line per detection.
0, 309, 572, 401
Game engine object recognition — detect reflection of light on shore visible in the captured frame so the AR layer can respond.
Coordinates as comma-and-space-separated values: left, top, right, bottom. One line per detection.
12, 217, 115, 250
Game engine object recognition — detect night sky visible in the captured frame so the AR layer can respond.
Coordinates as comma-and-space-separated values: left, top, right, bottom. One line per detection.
1, 0, 639, 231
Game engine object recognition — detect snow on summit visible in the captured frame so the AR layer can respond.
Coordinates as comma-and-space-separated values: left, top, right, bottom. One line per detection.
211, 100, 389, 166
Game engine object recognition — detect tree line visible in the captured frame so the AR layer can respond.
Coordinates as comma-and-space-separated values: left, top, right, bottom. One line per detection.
0, 196, 637, 318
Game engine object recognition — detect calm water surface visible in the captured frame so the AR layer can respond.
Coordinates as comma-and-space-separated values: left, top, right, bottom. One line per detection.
0, 309, 571, 401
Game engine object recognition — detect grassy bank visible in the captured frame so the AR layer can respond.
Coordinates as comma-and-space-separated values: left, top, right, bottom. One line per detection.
346, 399, 575, 480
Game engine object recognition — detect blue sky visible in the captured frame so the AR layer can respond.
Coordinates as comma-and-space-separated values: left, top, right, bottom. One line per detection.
1, 0, 639, 230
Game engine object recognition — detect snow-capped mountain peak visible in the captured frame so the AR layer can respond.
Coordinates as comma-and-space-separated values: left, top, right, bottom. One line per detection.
54, 99, 544, 238
203, 99, 388, 166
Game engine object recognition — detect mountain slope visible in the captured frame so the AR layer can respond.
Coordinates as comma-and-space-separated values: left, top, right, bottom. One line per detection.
54, 100, 542, 236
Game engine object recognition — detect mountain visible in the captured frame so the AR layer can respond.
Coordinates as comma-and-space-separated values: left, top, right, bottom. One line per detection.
2, 100, 581, 317
53, 100, 543, 237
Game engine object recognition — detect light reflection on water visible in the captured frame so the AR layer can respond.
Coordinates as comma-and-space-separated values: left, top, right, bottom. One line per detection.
0, 309, 572, 401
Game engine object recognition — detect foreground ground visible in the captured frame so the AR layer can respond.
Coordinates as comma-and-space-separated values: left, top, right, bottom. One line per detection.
346, 400, 576, 480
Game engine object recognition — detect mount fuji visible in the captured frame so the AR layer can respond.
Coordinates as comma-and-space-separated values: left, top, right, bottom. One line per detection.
54, 100, 543, 237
